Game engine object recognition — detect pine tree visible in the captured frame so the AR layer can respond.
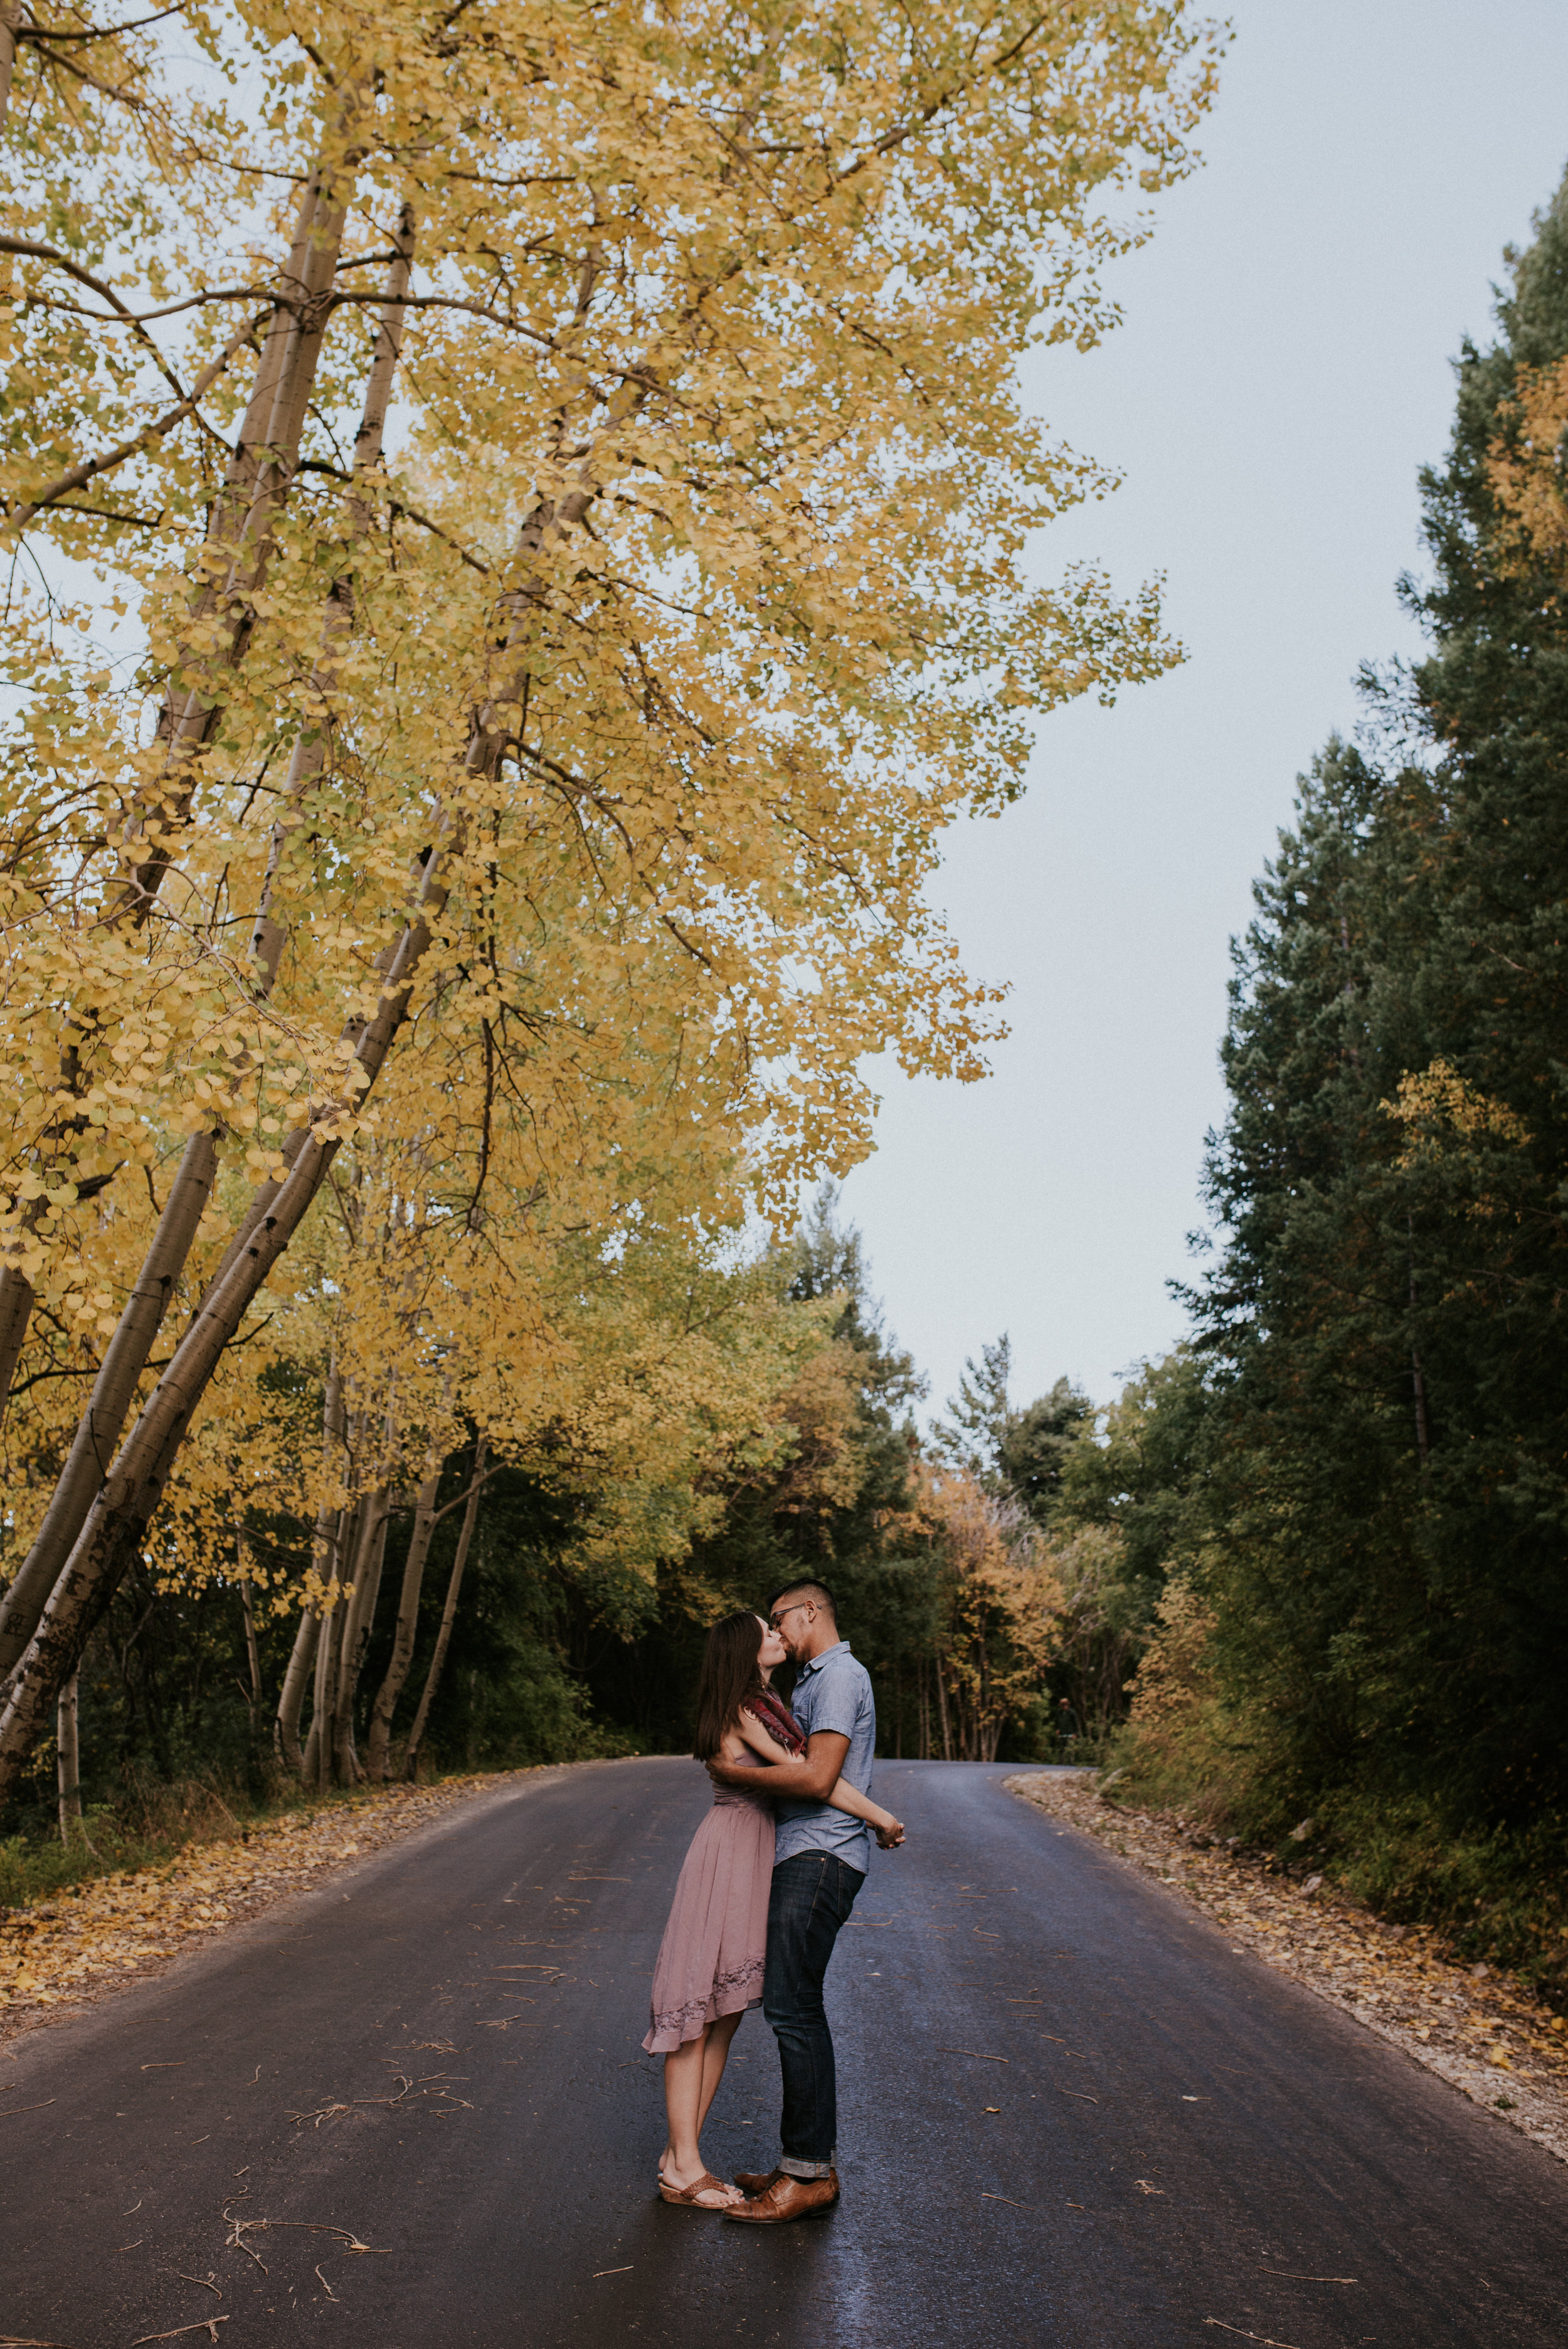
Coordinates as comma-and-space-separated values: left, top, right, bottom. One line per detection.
1184, 171, 1568, 1882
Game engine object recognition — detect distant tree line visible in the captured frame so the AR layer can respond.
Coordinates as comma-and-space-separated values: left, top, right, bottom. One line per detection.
1102, 171, 1568, 2000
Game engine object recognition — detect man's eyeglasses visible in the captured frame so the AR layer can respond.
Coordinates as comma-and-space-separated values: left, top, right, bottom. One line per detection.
767, 1601, 812, 1631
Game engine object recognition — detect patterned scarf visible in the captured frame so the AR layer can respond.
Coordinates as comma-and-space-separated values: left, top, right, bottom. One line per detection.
749, 1685, 805, 1755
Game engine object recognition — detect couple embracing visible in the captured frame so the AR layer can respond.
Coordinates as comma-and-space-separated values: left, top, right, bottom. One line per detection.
642, 1579, 904, 2220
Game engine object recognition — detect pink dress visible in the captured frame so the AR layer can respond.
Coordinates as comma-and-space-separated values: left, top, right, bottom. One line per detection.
643, 1781, 776, 2054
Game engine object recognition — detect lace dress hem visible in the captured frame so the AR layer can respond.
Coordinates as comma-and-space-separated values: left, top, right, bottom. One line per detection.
644, 1958, 766, 2053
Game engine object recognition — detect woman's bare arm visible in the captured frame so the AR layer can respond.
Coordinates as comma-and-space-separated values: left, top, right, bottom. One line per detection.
734, 1710, 904, 1838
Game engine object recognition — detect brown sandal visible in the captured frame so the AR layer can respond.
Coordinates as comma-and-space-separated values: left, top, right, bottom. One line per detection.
659, 2170, 740, 2210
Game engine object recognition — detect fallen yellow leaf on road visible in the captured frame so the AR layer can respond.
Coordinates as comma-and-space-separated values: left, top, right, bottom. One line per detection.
1, 1774, 531, 2036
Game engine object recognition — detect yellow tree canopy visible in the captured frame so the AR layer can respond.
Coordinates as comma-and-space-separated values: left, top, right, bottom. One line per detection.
0, 0, 1219, 1788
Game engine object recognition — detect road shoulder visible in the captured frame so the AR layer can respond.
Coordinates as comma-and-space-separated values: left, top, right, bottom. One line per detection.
1006, 1766, 1568, 2167
0, 1767, 557, 2046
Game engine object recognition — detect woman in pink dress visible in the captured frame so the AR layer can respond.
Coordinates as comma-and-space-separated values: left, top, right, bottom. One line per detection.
645, 1609, 903, 2208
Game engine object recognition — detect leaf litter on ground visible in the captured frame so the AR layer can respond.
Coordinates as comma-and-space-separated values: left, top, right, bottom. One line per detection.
1007, 1771, 1568, 2166
0, 1773, 538, 2038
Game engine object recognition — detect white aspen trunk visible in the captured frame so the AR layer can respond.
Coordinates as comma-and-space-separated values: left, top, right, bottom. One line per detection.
332, 1493, 390, 1784
56, 1668, 82, 1843
402, 1441, 487, 1783
305, 1495, 358, 1791
275, 1604, 320, 1773
250, 204, 414, 990
275, 1363, 346, 1771
132, 171, 350, 881
365, 1461, 441, 1783
300, 1680, 324, 1790
320, 1579, 358, 1785
0, 1127, 223, 1680
304, 1594, 338, 1793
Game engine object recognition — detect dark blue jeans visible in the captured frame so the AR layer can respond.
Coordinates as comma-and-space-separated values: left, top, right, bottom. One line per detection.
763, 1852, 864, 2178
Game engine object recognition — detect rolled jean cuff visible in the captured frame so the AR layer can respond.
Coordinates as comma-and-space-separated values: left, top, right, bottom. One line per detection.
780, 2155, 834, 2180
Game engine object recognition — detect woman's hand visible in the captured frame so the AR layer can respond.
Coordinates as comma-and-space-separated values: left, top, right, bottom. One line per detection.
874, 1816, 906, 1850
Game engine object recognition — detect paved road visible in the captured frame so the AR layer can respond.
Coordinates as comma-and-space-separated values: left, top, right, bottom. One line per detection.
3, 1760, 1566, 2348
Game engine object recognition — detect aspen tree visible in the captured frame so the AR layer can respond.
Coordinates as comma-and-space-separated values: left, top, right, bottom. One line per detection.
365, 1461, 441, 1783
0, 0, 1220, 1793
273, 1360, 346, 1769
400, 1439, 487, 1783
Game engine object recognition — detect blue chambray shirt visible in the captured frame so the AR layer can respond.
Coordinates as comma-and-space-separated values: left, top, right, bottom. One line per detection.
772, 1638, 876, 1874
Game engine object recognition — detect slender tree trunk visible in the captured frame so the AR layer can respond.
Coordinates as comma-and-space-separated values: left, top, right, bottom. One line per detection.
366, 1462, 441, 1783
332, 1492, 391, 1784
129, 169, 351, 893
0, 1128, 223, 1682
239, 1560, 262, 1735
249, 204, 415, 992
275, 1605, 320, 1774
0, 1259, 34, 1428
934, 1650, 953, 1763
403, 1441, 487, 1783
0, 0, 22, 132
275, 1365, 347, 1771
56, 1668, 82, 1844
305, 1496, 359, 1791
300, 1690, 322, 1790
304, 1604, 337, 1793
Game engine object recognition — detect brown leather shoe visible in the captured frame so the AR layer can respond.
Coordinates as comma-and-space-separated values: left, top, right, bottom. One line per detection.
722, 2169, 839, 2224
733, 2168, 782, 2196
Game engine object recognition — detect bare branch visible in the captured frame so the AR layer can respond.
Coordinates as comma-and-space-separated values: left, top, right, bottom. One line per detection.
3, 314, 264, 533
21, 4, 184, 43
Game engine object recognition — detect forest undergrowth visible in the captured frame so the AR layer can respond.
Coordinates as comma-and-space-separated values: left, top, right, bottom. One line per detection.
1101, 1685, 1568, 2011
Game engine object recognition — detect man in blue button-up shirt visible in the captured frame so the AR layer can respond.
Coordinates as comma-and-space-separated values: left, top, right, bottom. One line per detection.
707, 1577, 901, 2224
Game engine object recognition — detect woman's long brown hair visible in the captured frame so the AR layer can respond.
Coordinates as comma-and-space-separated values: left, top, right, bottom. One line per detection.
692, 1611, 768, 1761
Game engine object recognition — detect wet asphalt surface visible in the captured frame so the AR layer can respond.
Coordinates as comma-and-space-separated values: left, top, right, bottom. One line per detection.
2, 1758, 1566, 2348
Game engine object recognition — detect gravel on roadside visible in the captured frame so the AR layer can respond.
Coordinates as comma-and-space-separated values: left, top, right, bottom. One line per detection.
1006, 1767, 1568, 2167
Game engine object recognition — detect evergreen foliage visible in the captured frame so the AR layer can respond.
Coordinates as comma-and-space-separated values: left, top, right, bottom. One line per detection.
1129, 172, 1568, 1988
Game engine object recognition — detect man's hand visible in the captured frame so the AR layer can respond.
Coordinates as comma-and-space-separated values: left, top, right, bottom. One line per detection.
706, 1754, 751, 1788
875, 1818, 906, 1850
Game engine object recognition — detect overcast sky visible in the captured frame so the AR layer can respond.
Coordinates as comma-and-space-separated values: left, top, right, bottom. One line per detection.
839, 0, 1568, 1423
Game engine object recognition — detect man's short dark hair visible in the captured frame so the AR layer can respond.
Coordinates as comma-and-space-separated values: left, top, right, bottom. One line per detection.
768, 1577, 838, 1623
